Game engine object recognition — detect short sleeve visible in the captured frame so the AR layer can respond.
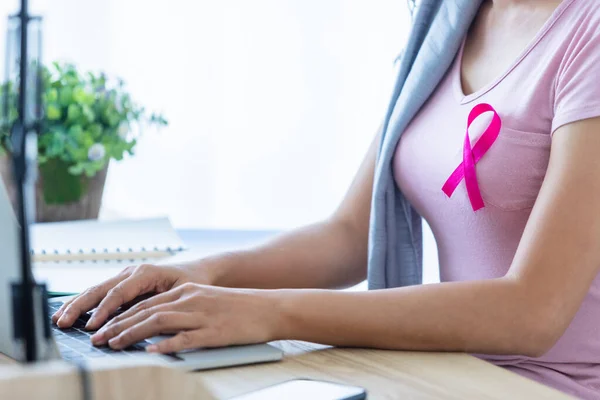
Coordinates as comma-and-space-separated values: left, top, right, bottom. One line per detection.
552, 23, 600, 134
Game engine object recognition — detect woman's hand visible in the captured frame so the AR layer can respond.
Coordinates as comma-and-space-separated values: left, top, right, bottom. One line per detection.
89, 283, 280, 353
51, 261, 217, 330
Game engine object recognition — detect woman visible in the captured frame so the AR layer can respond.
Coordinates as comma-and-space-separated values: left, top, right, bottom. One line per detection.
53, 0, 600, 397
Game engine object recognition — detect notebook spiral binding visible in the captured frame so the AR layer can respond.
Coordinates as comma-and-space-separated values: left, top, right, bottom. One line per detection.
29, 245, 186, 254
30, 245, 186, 263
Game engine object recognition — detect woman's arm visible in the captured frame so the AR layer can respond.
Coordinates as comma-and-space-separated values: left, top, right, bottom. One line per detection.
201, 128, 381, 290
92, 117, 600, 354
272, 117, 600, 357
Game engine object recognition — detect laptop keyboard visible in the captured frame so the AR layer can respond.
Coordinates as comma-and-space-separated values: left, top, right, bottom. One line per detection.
49, 302, 152, 363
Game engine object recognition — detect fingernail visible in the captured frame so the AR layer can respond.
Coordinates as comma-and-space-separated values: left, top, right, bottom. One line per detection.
108, 337, 120, 349
57, 315, 67, 328
85, 317, 95, 330
146, 345, 158, 353
91, 332, 104, 345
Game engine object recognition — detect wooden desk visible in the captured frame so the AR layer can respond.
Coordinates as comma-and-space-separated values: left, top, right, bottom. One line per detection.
1, 340, 570, 399
196, 341, 571, 399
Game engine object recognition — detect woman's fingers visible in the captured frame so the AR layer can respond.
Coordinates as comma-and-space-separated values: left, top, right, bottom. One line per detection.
106, 288, 181, 327
105, 312, 202, 350
91, 303, 169, 346
55, 271, 129, 328
85, 266, 161, 330
51, 297, 76, 324
91, 291, 182, 345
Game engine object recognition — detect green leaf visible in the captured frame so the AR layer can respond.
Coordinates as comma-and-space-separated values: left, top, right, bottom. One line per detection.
39, 126, 67, 159
88, 123, 103, 139
81, 104, 95, 123
72, 86, 86, 103
103, 107, 121, 128
58, 86, 73, 107
46, 88, 58, 103
67, 104, 81, 122
64, 140, 87, 161
68, 124, 83, 139
83, 163, 97, 177
52, 61, 63, 73
46, 103, 62, 120
68, 163, 84, 175
81, 132, 94, 148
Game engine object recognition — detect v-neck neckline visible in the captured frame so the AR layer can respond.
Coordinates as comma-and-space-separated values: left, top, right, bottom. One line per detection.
454, 0, 575, 105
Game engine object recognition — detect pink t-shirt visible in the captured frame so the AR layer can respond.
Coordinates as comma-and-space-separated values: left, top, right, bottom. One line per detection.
393, 0, 600, 398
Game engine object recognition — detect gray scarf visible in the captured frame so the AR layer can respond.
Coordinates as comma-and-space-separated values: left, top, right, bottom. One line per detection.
367, 0, 484, 289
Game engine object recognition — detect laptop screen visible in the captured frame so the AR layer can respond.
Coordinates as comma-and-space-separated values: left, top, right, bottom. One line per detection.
0, 178, 57, 361
0, 177, 24, 360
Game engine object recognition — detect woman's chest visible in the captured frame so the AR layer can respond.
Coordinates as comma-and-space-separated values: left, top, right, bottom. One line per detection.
392, 60, 552, 219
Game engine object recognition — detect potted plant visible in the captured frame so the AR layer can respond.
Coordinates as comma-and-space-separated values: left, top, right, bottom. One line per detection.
0, 62, 167, 222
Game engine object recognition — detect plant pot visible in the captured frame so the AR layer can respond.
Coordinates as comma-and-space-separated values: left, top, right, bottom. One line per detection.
0, 155, 108, 222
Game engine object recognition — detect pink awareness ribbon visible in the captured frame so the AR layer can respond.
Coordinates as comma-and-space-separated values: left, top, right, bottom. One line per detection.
441, 103, 502, 211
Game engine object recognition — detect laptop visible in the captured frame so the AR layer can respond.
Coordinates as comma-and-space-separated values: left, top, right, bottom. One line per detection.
0, 179, 282, 369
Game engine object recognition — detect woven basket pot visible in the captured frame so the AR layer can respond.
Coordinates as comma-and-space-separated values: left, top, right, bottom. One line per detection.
0, 156, 108, 222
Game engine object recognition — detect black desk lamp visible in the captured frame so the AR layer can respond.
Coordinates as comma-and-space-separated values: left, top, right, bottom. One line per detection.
2, 0, 51, 363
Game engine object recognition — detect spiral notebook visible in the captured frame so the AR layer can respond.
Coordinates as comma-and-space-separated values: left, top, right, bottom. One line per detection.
30, 217, 187, 262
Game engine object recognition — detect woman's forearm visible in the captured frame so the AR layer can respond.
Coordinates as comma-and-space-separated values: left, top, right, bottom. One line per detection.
201, 219, 368, 290
272, 278, 554, 357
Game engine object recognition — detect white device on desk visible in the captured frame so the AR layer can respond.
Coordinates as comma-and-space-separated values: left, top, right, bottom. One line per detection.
0, 180, 282, 369
232, 379, 367, 400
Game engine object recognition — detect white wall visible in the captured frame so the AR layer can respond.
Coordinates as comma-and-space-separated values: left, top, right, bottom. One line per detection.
100, 0, 411, 230
1, 2, 440, 282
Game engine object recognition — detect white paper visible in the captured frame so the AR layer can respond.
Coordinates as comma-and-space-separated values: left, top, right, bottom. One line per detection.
31, 217, 186, 256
